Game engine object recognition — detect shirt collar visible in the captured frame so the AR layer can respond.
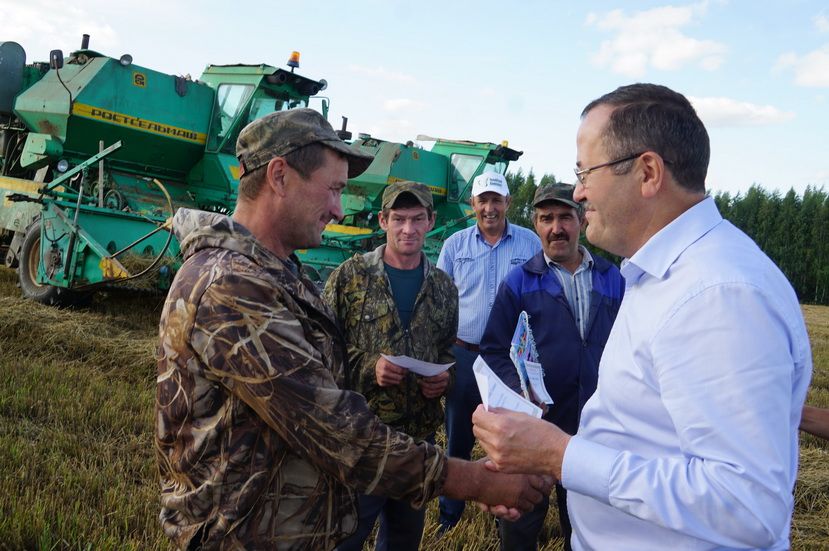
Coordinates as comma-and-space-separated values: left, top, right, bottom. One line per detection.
622, 196, 722, 283
544, 245, 593, 273
474, 220, 513, 241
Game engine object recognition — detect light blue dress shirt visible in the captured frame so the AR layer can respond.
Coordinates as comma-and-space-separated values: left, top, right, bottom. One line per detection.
562, 197, 812, 550
437, 222, 540, 344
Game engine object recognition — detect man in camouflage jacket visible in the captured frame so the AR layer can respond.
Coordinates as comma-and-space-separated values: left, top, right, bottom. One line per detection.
155, 109, 550, 550
323, 181, 458, 550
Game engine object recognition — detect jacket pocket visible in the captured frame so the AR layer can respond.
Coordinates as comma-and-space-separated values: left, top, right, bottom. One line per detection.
344, 292, 393, 345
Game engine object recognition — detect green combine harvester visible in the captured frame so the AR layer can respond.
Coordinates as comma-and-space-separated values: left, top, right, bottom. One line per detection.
0, 35, 522, 305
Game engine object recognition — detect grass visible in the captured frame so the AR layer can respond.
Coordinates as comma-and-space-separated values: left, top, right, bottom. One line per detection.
0, 268, 166, 550
0, 265, 827, 550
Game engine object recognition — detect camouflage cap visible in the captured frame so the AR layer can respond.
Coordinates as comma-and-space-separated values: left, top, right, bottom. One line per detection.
533, 182, 582, 211
381, 181, 433, 210
236, 108, 374, 179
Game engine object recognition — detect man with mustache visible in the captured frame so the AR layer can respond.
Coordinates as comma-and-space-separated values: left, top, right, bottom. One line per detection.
479, 182, 624, 550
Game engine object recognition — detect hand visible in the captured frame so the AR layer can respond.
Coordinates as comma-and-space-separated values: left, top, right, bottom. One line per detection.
375, 356, 406, 387
475, 469, 553, 515
472, 404, 571, 480
418, 371, 450, 398
476, 502, 522, 522
442, 458, 552, 516
476, 461, 555, 520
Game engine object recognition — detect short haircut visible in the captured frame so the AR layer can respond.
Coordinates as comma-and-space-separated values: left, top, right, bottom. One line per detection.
582, 83, 710, 193
237, 164, 268, 201
237, 143, 345, 201
382, 193, 434, 218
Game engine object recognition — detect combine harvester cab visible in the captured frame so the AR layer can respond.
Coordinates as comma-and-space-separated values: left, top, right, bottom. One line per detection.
0, 36, 521, 303
0, 37, 328, 304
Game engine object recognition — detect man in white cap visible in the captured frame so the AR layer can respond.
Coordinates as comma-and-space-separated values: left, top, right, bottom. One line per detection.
436, 171, 541, 531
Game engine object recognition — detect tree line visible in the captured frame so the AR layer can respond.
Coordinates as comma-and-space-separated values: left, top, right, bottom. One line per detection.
505, 170, 829, 305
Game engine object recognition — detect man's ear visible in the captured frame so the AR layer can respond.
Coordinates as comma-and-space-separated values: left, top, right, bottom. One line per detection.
266, 157, 289, 197
378, 210, 389, 231
639, 152, 665, 199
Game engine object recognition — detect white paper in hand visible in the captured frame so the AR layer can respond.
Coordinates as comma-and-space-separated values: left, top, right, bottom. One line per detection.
472, 356, 542, 418
380, 354, 454, 377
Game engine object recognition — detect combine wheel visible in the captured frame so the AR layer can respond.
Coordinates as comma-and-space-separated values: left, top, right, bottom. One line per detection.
18, 222, 65, 305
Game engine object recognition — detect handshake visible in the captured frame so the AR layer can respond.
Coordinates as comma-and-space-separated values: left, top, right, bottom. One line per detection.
441, 404, 572, 520
442, 458, 554, 521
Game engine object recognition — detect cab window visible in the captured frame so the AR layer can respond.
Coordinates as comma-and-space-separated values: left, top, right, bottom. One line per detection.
216, 84, 254, 137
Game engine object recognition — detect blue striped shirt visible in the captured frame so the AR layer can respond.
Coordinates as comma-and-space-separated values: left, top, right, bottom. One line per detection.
437, 222, 541, 343
546, 246, 594, 339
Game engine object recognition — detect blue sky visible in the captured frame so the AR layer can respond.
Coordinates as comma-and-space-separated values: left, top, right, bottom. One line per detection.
3, 0, 828, 196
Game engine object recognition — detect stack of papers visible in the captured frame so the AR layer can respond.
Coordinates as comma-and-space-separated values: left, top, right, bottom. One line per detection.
473, 356, 542, 418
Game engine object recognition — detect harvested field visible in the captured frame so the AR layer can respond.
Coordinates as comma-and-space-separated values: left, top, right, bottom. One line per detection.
0, 265, 827, 550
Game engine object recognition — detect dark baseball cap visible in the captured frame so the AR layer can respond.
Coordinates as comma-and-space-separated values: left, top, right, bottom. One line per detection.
382, 180, 433, 210
533, 182, 581, 210
236, 108, 375, 179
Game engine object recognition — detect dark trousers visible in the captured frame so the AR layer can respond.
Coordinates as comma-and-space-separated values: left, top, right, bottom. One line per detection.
498, 484, 572, 551
438, 344, 482, 529
335, 434, 435, 551
334, 493, 426, 551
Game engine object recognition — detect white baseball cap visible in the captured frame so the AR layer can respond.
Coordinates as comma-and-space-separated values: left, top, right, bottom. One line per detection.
471, 171, 510, 197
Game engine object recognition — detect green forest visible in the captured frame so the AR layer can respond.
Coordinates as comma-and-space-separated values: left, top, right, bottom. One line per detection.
505, 171, 829, 306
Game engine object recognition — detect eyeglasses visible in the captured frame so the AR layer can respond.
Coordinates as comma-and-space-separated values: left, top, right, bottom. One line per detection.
573, 152, 646, 186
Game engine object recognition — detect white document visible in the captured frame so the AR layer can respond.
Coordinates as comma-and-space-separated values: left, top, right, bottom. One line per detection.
472, 356, 542, 418
380, 354, 454, 377
524, 360, 554, 405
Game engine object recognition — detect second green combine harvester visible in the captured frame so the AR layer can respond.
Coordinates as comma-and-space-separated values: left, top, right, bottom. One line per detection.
0, 35, 522, 304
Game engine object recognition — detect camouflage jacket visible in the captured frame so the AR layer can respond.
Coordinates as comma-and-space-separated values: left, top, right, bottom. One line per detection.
155, 209, 447, 551
322, 245, 458, 441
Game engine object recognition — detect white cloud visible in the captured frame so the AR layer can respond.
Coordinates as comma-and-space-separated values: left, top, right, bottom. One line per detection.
363, 118, 416, 142
776, 44, 829, 87
586, 2, 726, 77
816, 14, 829, 33
689, 96, 795, 127
347, 64, 416, 83
382, 98, 426, 112
0, 0, 118, 59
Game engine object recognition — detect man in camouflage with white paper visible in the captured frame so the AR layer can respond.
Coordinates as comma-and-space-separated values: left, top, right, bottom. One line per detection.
323, 181, 458, 550
155, 108, 551, 550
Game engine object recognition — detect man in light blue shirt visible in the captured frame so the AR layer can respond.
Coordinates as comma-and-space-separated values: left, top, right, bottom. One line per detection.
473, 83, 812, 550
436, 171, 541, 530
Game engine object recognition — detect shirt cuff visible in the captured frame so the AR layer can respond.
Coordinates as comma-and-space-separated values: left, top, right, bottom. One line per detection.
561, 435, 619, 505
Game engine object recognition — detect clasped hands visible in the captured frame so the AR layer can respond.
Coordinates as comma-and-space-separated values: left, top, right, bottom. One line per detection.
471, 404, 572, 519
